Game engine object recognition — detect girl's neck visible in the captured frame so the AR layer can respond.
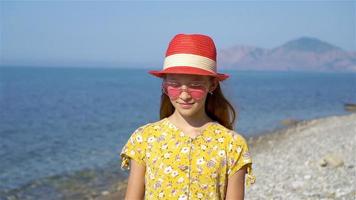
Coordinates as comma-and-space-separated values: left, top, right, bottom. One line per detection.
168, 110, 214, 129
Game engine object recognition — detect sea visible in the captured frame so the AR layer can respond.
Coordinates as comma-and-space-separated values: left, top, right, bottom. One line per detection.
0, 66, 355, 193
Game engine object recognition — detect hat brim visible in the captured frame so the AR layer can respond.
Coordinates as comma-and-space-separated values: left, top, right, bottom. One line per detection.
148, 66, 229, 81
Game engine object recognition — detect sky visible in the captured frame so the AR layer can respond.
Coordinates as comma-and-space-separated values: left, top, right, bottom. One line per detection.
0, 1, 355, 68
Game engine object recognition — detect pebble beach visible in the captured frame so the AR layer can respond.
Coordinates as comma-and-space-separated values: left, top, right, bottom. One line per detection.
245, 113, 356, 200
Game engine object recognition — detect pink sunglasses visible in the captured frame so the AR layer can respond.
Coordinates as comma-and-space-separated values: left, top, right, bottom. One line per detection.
162, 80, 209, 100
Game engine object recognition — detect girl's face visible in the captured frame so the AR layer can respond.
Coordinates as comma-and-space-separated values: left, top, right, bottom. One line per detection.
163, 74, 217, 117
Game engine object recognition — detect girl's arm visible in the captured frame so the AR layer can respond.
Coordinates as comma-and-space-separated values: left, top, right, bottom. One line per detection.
125, 159, 146, 200
225, 165, 247, 200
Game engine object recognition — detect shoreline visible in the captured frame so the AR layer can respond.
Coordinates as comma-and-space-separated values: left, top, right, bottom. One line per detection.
1, 112, 355, 200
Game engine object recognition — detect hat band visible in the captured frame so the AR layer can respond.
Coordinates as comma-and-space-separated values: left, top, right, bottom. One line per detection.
163, 53, 216, 73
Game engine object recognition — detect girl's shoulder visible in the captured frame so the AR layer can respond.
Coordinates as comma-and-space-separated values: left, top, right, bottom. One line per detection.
210, 122, 249, 142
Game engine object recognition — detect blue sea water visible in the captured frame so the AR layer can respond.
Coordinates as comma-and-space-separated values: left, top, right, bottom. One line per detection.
0, 66, 355, 192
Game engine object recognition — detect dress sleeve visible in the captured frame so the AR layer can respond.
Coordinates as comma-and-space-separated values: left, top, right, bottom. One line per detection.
227, 131, 256, 187
120, 125, 148, 170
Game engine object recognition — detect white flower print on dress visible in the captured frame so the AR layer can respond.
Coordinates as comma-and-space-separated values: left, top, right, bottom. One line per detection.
211, 173, 217, 178
228, 143, 233, 151
201, 144, 207, 150
178, 177, 184, 183
181, 147, 189, 153
164, 166, 173, 174
161, 144, 168, 150
150, 173, 155, 180
164, 153, 171, 159
243, 152, 251, 163
218, 150, 225, 157
130, 150, 135, 155
200, 184, 208, 190
136, 135, 143, 143
172, 170, 179, 177
214, 129, 222, 134
153, 125, 161, 130
237, 146, 242, 153
197, 193, 204, 198
147, 136, 155, 143
197, 157, 205, 165
218, 137, 224, 143
175, 141, 181, 147
178, 194, 187, 200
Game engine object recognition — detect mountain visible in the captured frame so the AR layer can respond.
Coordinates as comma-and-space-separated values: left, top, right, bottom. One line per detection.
218, 37, 356, 72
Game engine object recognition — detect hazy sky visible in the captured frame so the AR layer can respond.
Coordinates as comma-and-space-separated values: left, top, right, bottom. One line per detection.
1, 1, 355, 68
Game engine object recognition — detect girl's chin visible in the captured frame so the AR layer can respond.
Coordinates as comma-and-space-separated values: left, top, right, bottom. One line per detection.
175, 103, 205, 116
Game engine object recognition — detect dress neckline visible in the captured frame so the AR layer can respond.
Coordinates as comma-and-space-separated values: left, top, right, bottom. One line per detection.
163, 117, 217, 140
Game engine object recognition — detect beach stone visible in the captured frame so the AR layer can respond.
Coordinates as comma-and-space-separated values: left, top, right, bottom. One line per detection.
321, 154, 344, 168
325, 191, 336, 198
319, 159, 328, 167
280, 118, 299, 126
116, 179, 128, 191
303, 174, 311, 180
335, 188, 354, 198
304, 160, 311, 166
101, 190, 110, 196
291, 180, 304, 190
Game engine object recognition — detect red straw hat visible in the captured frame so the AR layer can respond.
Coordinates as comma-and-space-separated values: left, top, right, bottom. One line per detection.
148, 33, 229, 81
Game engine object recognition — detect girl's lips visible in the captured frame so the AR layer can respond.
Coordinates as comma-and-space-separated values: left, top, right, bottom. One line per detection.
179, 102, 194, 105
179, 102, 194, 108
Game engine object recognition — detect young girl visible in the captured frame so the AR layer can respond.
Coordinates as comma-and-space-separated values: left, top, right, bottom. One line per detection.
120, 33, 255, 200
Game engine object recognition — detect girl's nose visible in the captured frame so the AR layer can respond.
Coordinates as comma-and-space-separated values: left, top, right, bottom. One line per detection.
179, 85, 192, 100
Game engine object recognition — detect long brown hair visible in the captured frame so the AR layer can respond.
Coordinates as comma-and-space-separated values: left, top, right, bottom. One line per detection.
159, 80, 237, 130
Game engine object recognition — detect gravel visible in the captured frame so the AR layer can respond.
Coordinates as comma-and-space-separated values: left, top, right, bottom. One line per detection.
245, 113, 356, 200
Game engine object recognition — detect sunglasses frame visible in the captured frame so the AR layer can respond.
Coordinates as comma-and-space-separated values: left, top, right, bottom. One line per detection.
161, 80, 210, 100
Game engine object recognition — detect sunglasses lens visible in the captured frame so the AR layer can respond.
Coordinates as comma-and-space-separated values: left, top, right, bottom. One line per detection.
187, 88, 206, 100
166, 87, 181, 99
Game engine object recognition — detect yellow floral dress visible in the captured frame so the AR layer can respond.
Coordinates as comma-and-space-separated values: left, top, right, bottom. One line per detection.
120, 117, 255, 200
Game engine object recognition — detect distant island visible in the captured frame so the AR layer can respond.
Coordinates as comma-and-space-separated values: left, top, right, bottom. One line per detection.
218, 37, 356, 72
